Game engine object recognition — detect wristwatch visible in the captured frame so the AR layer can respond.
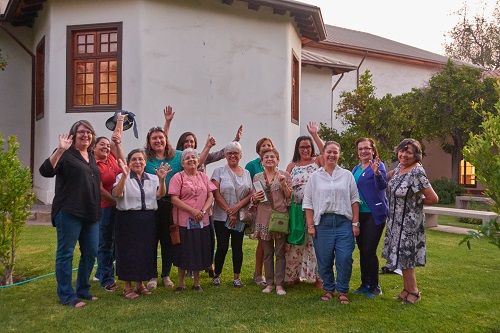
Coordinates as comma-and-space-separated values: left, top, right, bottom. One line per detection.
352, 222, 360, 227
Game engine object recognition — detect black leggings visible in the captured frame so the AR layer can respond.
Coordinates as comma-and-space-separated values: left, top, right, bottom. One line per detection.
356, 212, 385, 287
213, 220, 244, 276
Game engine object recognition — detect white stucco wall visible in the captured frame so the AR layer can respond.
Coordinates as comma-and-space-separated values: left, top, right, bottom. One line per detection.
27, 0, 303, 202
0, 26, 32, 167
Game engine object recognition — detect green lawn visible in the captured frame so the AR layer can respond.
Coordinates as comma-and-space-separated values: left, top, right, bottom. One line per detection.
1, 225, 499, 333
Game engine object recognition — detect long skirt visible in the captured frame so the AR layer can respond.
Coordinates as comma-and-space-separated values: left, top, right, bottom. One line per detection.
115, 210, 156, 281
172, 225, 212, 271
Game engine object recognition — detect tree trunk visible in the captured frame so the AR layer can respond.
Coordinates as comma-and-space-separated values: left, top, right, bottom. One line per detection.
5, 266, 13, 285
451, 133, 464, 184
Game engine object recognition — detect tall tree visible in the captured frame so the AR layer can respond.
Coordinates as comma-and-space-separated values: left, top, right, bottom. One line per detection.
414, 60, 497, 183
444, 1, 500, 70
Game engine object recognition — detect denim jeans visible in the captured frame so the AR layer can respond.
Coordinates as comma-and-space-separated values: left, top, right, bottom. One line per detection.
313, 213, 355, 293
356, 212, 385, 288
95, 206, 116, 287
54, 210, 99, 304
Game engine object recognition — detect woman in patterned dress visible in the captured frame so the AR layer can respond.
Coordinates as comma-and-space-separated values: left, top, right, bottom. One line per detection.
382, 139, 438, 304
284, 122, 324, 288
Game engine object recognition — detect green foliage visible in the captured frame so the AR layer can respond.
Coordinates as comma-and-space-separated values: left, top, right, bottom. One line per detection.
414, 60, 498, 183
319, 71, 420, 170
444, 2, 500, 70
461, 91, 500, 249
431, 177, 464, 204
0, 49, 6, 71
0, 134, 35, 284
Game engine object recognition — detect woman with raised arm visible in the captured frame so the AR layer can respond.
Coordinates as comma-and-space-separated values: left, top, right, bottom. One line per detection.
284, 122, 324, 288
112, 149, 169, 299
39, 120, 101, 308
382, 138, 438, 304
351, 138, 388, 298
303, 141, 360, 304
92, 112, 127, 292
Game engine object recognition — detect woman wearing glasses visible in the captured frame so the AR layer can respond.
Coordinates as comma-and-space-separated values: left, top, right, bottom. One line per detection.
284, 122, 324, 289
112, 149, 170, 299
351, 138, 388, 298
39, 120, 101, 307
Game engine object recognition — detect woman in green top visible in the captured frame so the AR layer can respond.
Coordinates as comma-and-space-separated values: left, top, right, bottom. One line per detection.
245, 137, 275, 286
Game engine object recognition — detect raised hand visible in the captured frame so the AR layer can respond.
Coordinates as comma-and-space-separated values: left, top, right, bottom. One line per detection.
234, 125, 243, 142
369, 156, 380, 174
58, 134, 73, 151
155, 162, 172, 180
117, 158, 129, 176
277, 173, 286, 184
205, 134, 216, 148
307, 121, 319, 135
163, 105, 175, 122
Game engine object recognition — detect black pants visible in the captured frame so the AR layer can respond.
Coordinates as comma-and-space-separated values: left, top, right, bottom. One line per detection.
213, 220, 244, 276
154, 199, 173, 278
356, 212, 385, 288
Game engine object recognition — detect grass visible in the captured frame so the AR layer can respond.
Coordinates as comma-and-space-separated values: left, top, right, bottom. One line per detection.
1, 225, 499, 332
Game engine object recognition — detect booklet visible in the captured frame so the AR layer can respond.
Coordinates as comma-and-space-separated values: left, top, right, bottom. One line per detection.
187, 217, 203, 229
225, 217, 246, 232
253, 180, 268, 203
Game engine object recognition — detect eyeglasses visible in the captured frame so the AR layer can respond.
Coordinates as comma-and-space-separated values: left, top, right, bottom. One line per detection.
225, 151, 240, 156
358, 147, 372, 151
76, 130, 93, 136
298, 146, 312, 150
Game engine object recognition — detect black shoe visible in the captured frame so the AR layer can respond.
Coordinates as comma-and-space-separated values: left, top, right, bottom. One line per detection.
366, 285, 382, 298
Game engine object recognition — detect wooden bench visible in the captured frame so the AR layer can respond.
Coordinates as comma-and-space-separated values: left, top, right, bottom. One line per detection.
423, 206, 499, 228
455, 196, 494, 209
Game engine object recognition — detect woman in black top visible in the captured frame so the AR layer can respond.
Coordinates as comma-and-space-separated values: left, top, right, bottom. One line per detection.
39, 120, 101, 308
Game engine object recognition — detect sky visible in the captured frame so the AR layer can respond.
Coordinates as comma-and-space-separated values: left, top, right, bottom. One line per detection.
300, 0, 497, 55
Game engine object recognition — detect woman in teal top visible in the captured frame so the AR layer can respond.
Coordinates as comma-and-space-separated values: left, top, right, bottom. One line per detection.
244, 137, 275, 286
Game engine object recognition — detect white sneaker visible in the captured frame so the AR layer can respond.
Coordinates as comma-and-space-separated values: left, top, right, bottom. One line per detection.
232, 278, 243, 288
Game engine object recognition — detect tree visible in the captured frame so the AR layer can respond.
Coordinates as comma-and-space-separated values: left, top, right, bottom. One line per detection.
414, 60, 497, 183
444, 1, 500, 70
318, 71, 420, 169
461, 99, 500, 249
0, 134, 35, 284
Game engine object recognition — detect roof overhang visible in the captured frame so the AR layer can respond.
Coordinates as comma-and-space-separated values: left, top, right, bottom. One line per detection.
1, 0, 327, 42
301, 49, 356, 75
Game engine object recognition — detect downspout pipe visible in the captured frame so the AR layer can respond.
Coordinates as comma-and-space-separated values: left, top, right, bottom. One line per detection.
356, 52, 368, 87
330, 73, 344, 128
0, 23, 35, 175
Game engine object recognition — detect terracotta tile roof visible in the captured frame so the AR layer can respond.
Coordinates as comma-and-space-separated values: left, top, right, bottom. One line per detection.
301, 49, 356, 74
316, 25, 482, 69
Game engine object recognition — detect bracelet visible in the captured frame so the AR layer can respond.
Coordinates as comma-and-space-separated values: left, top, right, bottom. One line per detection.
202, 210, 206, 214
307, 225, 315, 229
116, 119, 124, 122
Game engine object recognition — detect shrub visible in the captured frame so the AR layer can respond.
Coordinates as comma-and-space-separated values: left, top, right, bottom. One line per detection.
431, 177, 464, 204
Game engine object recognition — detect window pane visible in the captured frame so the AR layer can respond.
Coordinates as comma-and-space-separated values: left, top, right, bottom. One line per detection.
76, 95, 84, 105
109, 61, 117, 71
109, 72, 117, 83
85, 74, 94, 83
76, 74, 85, 84
100, 62, 108, 72
110, 43, 117, 52
109, 83, 117, 93
76, 84, 84, 95
86, 62, 94, 72
109, 94, 117, 104
101, 44, 109, 53
100, 83, 108, 93
87, 34, 94, 44
85, 84, 94, 94
110, 33, 117, 42
78, 35, 85, 44
87, 45, 94, 54
101, 33, 108, 43
78, 45, 85, 54
77, 64, 85, 73
85, 95, 93, 105
99, 94, 109, 104
100, 73, 109, 83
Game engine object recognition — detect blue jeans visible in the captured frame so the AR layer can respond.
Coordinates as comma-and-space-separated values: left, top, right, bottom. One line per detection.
313, 213, 355, 293
95, 206, 116, 287
54, 210, 99, 304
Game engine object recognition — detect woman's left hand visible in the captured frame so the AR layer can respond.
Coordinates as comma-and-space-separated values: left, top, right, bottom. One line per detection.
228, 215, 237, 228
155, 162, 171, 180
352, 225, 360, 237
192, 209, 205, 222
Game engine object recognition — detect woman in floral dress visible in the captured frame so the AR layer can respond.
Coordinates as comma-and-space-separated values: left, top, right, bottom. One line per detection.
382, 139, 438, 304
284, 122, 324, 288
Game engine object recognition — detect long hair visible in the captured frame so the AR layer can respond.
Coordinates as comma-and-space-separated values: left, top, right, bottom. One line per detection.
68, 120, 96, 152
176, 132, 198, 150
255, 137, 275, 155
144, 127, 175, 161
292, 136, 315, 162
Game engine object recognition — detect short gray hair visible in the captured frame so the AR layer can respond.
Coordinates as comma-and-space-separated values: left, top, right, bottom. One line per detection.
225, 141, 242, 154
181, 148, 199, 162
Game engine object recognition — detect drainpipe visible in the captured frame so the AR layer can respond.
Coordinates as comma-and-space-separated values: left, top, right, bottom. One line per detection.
0, 23, 35, 175
356, 52, 368, 87
330, 73, 344, 127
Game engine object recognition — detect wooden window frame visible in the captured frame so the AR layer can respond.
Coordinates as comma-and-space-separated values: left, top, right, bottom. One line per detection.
291, 50, 299, 125
36, 36, 45, 120
66, 22, 122, 113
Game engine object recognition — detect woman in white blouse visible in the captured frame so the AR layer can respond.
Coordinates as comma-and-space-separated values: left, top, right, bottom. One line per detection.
303, 141, 360, 304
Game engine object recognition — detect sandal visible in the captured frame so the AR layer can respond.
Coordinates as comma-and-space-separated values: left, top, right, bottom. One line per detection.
104, 283, 120, 292
402, 291, 421, 304
134, 285, 152, 295
394, 288, 409, 300
123, 289, 139, 299
79, 294, 98, 301
64, 299, 87, 308
253, 273, 267, 286
162, 277, 175, 288
192, 285, 204, 292
174, 286, 185, 294
320, 291, 334, 301
147, 278, 158, 290
338, 293, 350, 305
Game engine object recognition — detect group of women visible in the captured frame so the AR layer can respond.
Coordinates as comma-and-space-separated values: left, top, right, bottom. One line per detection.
40, 106, 438, 307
